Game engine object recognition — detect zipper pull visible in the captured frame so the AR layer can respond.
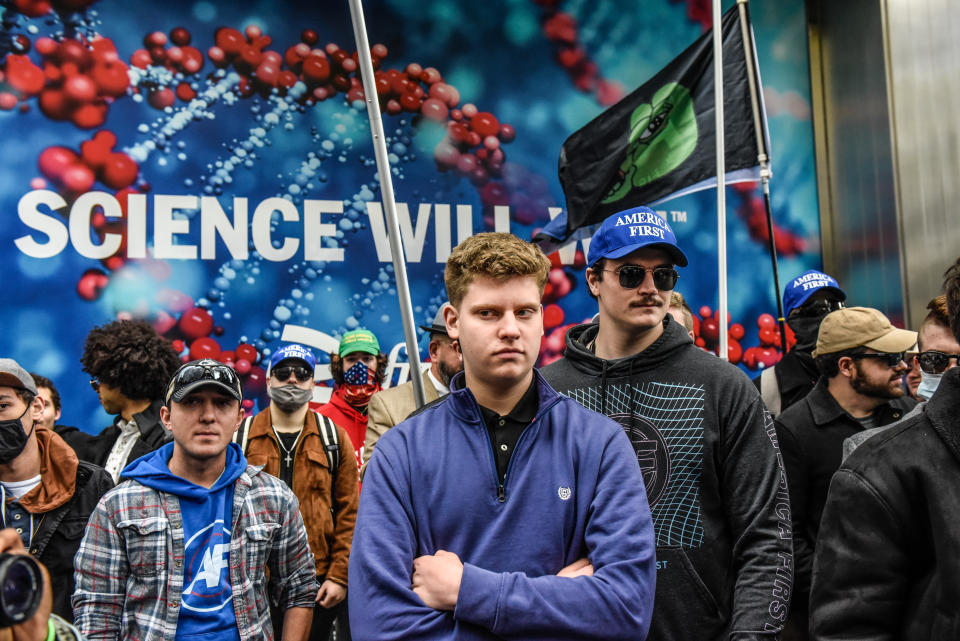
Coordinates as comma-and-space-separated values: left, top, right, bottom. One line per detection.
497, 484, 506, 503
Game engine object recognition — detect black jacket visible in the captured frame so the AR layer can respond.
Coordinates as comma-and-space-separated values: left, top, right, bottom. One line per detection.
73, 399, 171, 476
25, 431, 114, 622
752, 350, 820, 414
542, 317, 792, 641
810, 367, 960, 640
36, 462, 114, 621
52, 424, 90, 455
775, 379, 914, 598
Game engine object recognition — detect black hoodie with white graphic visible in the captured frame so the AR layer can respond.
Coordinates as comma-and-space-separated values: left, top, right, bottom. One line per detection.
541, 316, 792, 641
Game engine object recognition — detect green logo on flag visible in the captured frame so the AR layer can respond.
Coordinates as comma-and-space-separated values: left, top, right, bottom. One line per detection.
602, 82, 698, 204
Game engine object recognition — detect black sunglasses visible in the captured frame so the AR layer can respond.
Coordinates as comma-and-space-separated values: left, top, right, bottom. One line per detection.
917, 350, 960, 374
850, 352, 906, 368
89, 378, 100, 392
272, 365, 313, 383
794, 299, 844, 318
605, 265, 679, 290
166, 359, 242, 403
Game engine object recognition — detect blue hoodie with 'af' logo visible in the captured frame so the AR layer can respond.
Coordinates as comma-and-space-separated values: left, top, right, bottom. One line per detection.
123, 442, 247, 641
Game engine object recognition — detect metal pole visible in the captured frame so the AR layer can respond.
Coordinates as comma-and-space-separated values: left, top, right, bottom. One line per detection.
713, 0, 729, 361
347, 0, 427, 407
736, 0, 789, 353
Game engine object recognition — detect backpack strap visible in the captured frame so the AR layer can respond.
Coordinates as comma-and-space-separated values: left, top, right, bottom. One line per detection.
760, 367, 782, 419
313, 411, 341, 473
233, 415, 253, 454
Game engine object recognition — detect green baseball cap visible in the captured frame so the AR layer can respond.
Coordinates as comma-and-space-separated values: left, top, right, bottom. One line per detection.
338, 329, 380, 357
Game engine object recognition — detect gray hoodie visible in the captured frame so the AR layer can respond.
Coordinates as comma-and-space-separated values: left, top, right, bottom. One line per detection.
541, 316, 793, 641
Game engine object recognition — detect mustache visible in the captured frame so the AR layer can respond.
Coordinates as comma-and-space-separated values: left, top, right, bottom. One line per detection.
630, 296, 664, 307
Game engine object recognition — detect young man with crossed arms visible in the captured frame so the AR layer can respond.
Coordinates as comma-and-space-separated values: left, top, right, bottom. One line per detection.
351, 232, 656, 641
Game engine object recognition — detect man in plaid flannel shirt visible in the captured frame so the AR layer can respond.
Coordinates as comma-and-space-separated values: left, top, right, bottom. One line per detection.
72, 359, 316, 641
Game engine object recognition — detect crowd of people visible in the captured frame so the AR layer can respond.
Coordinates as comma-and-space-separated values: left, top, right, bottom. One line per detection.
1, 204, 957, 640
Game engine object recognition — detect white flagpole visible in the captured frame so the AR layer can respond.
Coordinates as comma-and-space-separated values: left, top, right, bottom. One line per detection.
347, 0, 427, 407
712, 0, 729, 361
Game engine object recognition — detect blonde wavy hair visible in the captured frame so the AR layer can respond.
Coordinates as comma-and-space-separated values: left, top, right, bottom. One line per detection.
444, 232, 551, 308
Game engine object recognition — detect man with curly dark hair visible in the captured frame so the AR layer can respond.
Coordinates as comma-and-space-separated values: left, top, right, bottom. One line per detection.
78, 319, 181, 482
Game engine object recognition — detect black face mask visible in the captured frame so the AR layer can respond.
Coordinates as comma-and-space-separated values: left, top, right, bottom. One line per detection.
787, 315, 824, 355
0, 405, 34, 465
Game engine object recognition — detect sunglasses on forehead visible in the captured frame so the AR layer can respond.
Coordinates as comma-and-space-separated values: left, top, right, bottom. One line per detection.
850, 352, 906, 368
272, 365, 313, 382
166, 360, 242, 402
175, 360, 240, 384
917, 350, 960, 374
604, 265, 679, 291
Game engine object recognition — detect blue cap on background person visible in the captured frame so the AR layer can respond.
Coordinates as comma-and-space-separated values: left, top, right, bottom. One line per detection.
783, 270, 846, 317
587, 206, 688, 267
268, 343, 317, 375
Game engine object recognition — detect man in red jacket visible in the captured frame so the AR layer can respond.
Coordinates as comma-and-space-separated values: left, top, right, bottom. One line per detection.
318, 329, 387, 471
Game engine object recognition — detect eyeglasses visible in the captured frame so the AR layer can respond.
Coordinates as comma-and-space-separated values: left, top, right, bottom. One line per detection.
272, 365, 313, 383
166, 359, 242, 403
794, 299, 845, 318
917, 350, 960, 374
850, 352, 906, 368
604, 265, 679, 290
89, 378, 100, 392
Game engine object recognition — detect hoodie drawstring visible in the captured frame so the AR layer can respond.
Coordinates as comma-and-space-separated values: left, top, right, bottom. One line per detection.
600, 360, 609, 416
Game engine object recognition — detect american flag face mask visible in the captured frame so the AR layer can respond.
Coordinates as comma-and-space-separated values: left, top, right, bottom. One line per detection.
340, 361, 380, 408
344, 361, 374, 385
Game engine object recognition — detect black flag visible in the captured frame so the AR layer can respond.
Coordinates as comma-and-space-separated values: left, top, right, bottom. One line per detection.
540, 5, 766, 247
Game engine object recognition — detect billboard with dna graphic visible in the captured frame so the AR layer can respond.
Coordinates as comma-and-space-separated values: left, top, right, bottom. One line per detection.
0, 0, 821, 430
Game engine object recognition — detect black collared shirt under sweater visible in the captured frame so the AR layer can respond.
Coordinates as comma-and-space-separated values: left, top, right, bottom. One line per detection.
476, 377, 539, 486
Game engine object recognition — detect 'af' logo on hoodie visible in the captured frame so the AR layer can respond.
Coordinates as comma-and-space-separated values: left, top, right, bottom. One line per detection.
182, 520, 234, 612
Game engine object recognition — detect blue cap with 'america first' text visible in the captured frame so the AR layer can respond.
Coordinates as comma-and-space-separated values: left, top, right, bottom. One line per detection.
268, 343, 317, 375
783, 270, 846, 317
587, 206, 688, 268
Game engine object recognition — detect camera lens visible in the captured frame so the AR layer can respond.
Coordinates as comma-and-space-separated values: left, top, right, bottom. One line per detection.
0, 553, 42, 627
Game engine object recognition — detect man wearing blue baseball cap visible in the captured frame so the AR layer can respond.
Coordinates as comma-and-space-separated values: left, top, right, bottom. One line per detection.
239, 344, 359, 641
754, 270, 847, 418
542, 205, 792, 641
